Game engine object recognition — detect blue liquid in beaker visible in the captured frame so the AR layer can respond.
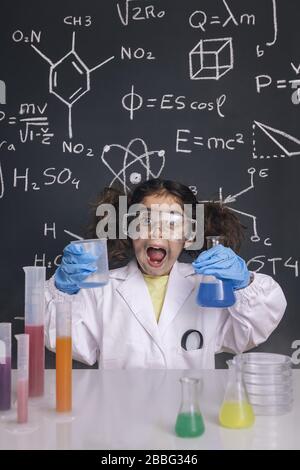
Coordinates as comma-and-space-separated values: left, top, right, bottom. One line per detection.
197, 279, 236, 308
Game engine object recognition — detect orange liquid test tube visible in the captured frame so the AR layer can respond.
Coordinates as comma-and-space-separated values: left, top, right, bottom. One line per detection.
56, 302, 72, 413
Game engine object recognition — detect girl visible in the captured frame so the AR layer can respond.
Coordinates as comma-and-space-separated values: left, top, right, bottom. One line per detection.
45, 179, 286, 369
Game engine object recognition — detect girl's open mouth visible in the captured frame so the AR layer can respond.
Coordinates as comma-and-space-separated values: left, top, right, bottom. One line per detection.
146, 246, 167, 268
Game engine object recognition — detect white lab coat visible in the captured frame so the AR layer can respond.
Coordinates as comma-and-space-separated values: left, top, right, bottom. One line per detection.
45, 260, 287, 369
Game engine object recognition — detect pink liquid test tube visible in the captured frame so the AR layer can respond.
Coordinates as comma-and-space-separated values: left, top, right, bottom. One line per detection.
23, 267, 46, 398
15, 334, 29, 424
0, 323, 12, 411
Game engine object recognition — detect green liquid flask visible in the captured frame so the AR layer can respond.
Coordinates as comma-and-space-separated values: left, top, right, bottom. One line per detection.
175, 377, 205, 438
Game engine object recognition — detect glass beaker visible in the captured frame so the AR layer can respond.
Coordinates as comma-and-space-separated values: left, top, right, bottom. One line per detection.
196, 235, 236, 308
175, 377, 205, 438
219, 358, 255, 429
70, 239, 109, 288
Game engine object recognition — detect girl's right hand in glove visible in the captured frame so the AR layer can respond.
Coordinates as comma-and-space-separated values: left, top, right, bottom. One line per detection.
54, 243, 98, 295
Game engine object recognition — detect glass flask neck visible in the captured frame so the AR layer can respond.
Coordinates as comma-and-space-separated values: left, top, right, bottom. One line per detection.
206, 235, 224, 249
226, 358, 244, 380
225, 359, 249, 401
179, 377, 200, 413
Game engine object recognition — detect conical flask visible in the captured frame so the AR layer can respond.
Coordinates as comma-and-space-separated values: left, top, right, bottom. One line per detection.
219, 358, 255, 429
197, 235, 236, 308
175, 377, 205, 438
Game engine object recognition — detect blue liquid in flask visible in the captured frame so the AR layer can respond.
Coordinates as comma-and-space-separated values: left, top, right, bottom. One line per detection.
197, 279, 236, 308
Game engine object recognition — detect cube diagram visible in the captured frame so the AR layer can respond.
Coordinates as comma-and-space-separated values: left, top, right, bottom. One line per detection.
189, 38, 233, 80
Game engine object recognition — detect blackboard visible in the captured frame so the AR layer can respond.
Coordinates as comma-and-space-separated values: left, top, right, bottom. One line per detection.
0, 0, 299, 368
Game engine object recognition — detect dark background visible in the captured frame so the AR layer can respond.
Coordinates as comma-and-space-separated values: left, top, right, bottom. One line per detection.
0, 0, 299, 368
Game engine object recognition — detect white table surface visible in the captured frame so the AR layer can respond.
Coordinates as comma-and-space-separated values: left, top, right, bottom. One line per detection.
0, 369, 299, 450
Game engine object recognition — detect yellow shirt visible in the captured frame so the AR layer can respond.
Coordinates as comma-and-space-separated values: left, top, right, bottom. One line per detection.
143, 274, 169, 322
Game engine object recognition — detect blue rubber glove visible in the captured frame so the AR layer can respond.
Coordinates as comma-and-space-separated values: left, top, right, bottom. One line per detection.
55, 243, 98, 294
192, 244, 250, 290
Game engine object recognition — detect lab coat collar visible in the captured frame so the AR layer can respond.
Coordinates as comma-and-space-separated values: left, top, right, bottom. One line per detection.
114, 259, 196, 345
109, 261, 136, 280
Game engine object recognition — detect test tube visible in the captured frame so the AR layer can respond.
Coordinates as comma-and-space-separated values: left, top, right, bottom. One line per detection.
0, 323, 11, 411
15, 334, 29, 424
56, 302, 72, 412
23, 266, 46, 397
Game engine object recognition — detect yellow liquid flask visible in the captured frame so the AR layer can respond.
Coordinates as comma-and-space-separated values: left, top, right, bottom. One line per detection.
219, 358, 255, 429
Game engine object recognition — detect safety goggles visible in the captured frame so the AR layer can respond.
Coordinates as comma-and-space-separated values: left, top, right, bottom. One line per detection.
123, 209, 197, 241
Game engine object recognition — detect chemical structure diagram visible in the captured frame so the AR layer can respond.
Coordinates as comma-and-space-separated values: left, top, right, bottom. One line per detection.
31, 31, 115, 139
199, 167, 264, 242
